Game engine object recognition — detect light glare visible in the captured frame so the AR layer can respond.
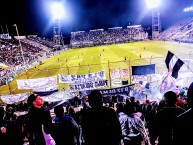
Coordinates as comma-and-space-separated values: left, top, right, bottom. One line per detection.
146, 0, 161, 9
51, 2, 64, 19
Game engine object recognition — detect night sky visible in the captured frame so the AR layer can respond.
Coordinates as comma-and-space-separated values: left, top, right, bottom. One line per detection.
0, 0, 193, 39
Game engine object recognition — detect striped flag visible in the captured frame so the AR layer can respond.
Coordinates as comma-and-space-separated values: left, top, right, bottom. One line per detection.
165, 51, 184, 79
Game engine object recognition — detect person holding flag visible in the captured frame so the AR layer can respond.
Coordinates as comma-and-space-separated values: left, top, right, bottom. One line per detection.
159, 51, 184, 94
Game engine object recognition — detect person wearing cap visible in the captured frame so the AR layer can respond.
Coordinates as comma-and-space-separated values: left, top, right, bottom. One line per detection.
172, 82, 193, 145
176, 88, 187, 109
150, 91, 185, 145
27, 94, 53, 145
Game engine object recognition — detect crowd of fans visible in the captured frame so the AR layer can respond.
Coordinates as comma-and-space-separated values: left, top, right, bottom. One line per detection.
0, 82, 192, 145
27, 35, 56, 49
0, 35, 64, 86
70, 25, 148, 48
158, 17, 193, 43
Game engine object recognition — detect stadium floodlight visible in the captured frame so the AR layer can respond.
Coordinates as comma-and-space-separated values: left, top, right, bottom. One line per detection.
50, 1, 65, 46
146, 0, 161, 9
51, 2, 64, 20
146, 0, 161, 39
184, 6, 193, 12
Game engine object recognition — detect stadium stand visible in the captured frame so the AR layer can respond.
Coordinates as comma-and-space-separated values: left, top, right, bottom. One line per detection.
70, 25, 148, 48
158, 17, 193, 43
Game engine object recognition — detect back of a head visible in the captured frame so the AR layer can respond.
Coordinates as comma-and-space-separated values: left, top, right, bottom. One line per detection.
54, 105, 64, 117
164, 91, 178, 106
27, 94, 38, 107
187, 82, 193, 108
146, 100, 150, 104
179, 88, 185, 96
130, 97, 136, 103
124, 103, 136, 114
88, 90, 103, 108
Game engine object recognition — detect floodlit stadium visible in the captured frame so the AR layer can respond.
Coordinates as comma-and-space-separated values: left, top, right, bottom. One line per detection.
1, 1, 193, 145
1, 0, 193, 102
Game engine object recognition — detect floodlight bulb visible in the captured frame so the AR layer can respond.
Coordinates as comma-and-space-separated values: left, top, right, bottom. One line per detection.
51, 2, 64, 19
146, 0, 161, 9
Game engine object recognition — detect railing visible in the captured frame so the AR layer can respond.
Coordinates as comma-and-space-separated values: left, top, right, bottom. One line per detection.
2, 55, 193, 95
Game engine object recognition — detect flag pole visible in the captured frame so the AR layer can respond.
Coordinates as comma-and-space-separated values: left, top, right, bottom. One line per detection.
13, 24, 26, 66
108, 60, 112, 88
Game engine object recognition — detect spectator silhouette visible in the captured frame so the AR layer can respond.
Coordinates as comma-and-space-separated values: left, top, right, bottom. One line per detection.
52, 105, 79, 145
151, 91, 185, 145
173, 82, 193, 145
27, 94, 53, 145
129, 97, 142, 112
81, 90, 122, 145
119, 102, 150, 145
0, 106, 7, 145
0, 106, 23, 145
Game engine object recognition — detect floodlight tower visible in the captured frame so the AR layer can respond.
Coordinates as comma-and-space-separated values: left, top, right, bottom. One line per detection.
51, 1, 64, 47
146, 0, 161, 39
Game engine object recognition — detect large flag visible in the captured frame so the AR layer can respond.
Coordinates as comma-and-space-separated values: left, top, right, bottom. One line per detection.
159, 51, 184, 94
165, 51, 184, 79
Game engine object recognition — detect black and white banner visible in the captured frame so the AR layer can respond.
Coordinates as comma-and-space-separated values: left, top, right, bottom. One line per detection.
99, 84, 134, 95
69, 80, 108, 92
41, 91, 77, 102
59, 70, 106, 84
33, 84, 58, 96
79, 84, 134, 97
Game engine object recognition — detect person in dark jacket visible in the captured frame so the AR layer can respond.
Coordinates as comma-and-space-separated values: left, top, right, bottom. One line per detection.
52, 104, 79, 145
27, 94, 53, 145
0, 106, 23, 145
151, 91, 185, 145
81, 90, 122, 145
0, 106, 7, 145
172, 82, 193, 145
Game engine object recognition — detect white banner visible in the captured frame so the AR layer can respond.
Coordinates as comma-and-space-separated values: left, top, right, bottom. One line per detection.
58, 70, 106, 84
110, 69, 129, 79
132, 75, 148, 83
69, 80, 108, 92
17, 76, 57, 89
33, 84, 58, 92
112, 79, 122, 87
1, 93, 30, 104
41, 91, 77, 102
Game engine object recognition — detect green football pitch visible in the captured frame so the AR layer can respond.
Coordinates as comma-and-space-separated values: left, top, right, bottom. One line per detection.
0, 40, 193, 96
